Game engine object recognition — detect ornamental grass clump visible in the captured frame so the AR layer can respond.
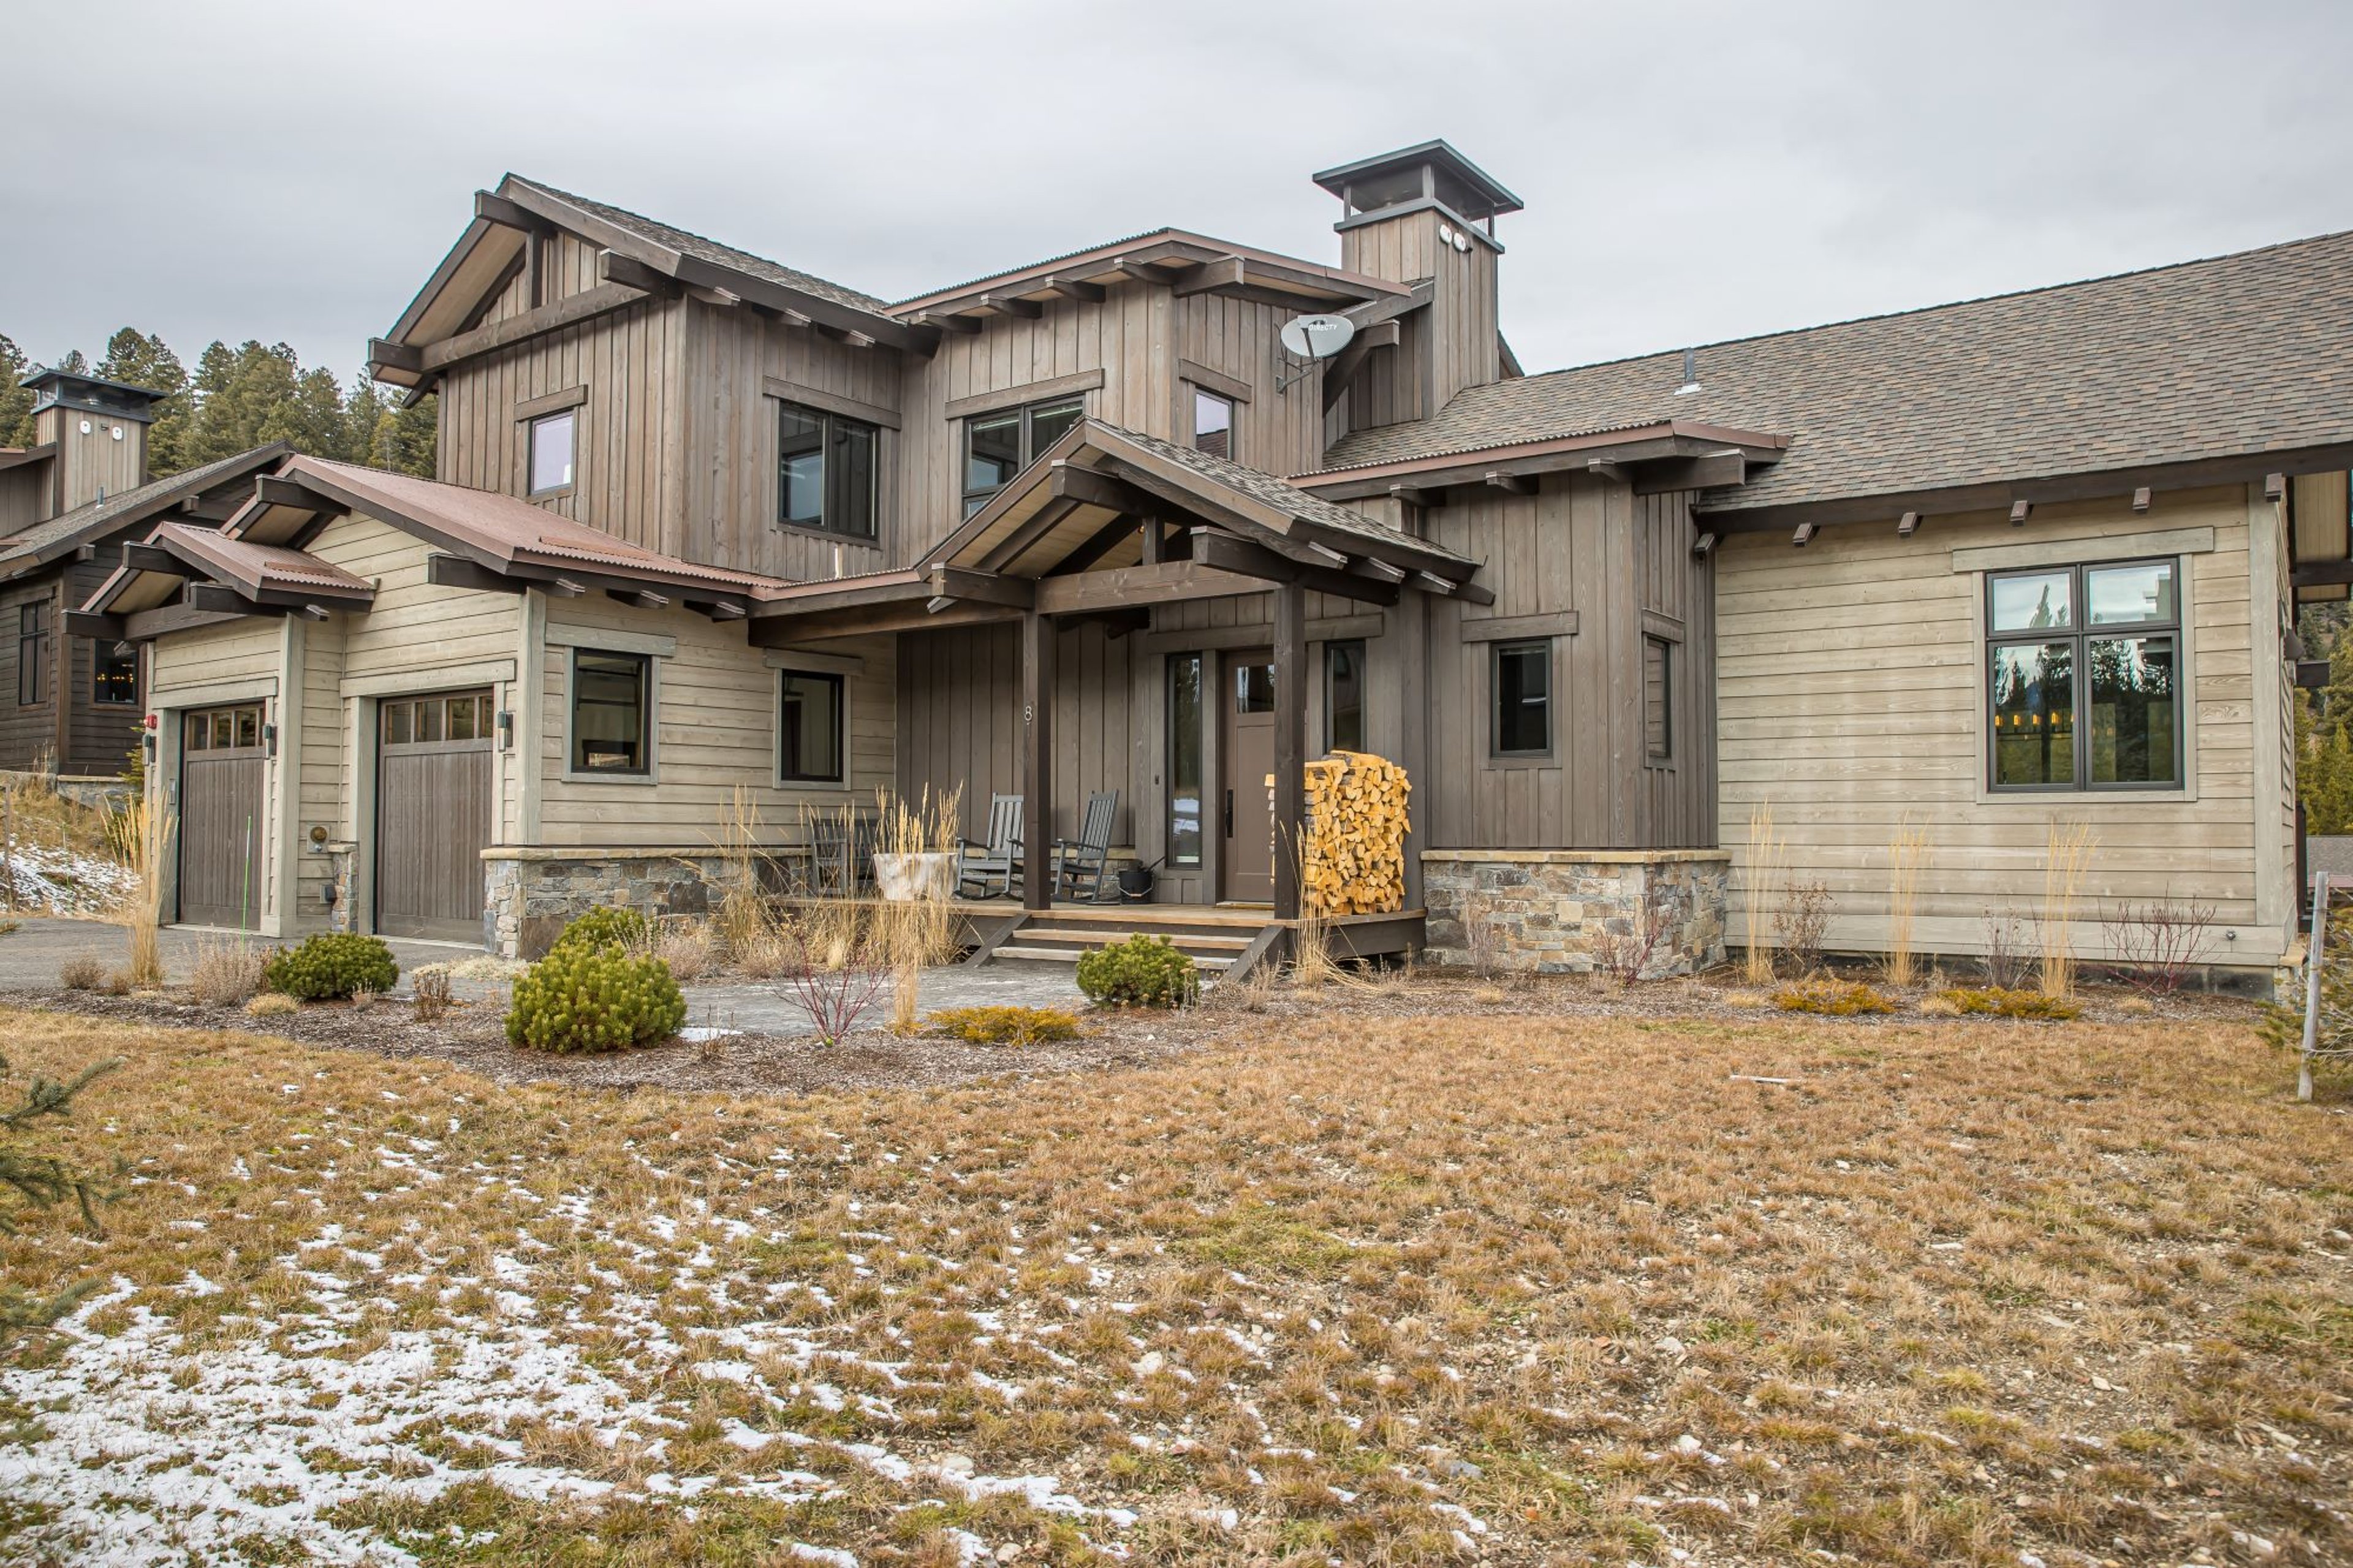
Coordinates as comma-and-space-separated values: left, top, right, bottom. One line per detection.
262, 933, 398, 1002
926, 1004, 1083, 1045
506, 942, 686, 1054
1075, 934, 1197, 1009
1772, 976, 1895, 1016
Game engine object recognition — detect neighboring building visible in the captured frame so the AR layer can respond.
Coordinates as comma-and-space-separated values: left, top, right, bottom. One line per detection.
79, 143, 2353, 988
0, 366, 284, 775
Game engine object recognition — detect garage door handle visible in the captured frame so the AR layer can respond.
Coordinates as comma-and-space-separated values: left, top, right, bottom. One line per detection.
1223, 789, 1233, 838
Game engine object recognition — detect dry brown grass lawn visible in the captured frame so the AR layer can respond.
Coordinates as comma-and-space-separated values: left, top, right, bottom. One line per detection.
2, 1002, 2349, 1566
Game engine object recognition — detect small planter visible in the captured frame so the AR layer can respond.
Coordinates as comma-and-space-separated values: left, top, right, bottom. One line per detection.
873, 850, 957, 902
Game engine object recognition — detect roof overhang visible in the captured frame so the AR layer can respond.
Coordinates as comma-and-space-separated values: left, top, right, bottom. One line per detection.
0, 442, 292, 583
892, 230, 1409, 327
75, 520, 377, 643
0, 443, 56, 473
1296, 421, 1791, 502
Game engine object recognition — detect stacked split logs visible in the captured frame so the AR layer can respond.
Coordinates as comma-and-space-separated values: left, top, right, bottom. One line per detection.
1292, 750, 1412, 916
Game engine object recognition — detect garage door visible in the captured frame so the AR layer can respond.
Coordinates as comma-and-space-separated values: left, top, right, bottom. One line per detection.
376, 689, 495, 942
178, 703, 267, 930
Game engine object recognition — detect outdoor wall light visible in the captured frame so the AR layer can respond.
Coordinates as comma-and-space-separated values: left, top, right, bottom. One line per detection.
262, 722, 279, 759
496, 710, 515, 751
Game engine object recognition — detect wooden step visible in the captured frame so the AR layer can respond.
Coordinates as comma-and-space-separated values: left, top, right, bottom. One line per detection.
993, 942, 1234, 971
1018, 926, 1256, 951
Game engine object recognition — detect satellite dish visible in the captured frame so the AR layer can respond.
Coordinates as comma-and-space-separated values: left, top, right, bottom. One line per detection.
1280, 314, 1356, 361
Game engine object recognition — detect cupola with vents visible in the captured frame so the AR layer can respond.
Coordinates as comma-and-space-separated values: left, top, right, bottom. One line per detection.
23, 368, 166, 515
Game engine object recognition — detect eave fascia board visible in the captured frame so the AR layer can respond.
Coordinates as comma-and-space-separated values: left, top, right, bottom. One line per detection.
889, 229, 1408, 318
1295, 422, 1791, 500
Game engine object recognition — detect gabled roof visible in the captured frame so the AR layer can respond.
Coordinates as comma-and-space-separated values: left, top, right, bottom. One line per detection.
1316, 227, 2353, 516
152, 521, 376, 602
889, 229, 1409, 317
0, 444, 290, 580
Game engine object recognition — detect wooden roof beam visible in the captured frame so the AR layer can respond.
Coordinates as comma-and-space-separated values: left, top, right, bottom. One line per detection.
1170, 256, 1246, 297
928, 566, 1036, 610
597, 248, 679, 296
368, 337, 423, 376
1047, 276, 1107, 303
474, 189, 550, 233
977, 293, 1043, 319
256, 474, 348, 517
1188, 528, 1400, 607
909, 309, 983, 335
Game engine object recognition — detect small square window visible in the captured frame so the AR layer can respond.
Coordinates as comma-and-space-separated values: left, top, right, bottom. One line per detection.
529, 409, 575, 496
1192, 388, 1235, 461
1987, 557, 2182, 792
778, 671, 845, 784
961, 395, 1086, 517
571, 649, 650, 775
1492, 639, 1551, 757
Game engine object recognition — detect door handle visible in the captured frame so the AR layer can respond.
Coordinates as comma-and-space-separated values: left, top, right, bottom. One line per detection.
1223, 789, 1234, 838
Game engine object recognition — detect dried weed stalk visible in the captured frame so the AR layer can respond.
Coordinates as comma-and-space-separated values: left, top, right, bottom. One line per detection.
1884, 820, 1931, 987
2039, 819, 2096, 1000
1740, 800, 1787, 985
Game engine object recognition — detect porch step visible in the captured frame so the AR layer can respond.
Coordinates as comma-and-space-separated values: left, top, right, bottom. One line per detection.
994, 942, 1235, 971
1020, 926, 1256, 952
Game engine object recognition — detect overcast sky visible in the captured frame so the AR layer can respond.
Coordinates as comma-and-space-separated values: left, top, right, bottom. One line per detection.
8, 0, 2350, 385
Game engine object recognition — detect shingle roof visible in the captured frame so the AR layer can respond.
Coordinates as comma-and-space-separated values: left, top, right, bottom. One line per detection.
506, 175, 896, 319
1317, 229, 2353, 513
0, 444, 289, 578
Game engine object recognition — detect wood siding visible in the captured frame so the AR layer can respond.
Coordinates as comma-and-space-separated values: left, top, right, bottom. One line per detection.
0, 578, 59, 771
0, 468, 42, 536
35, 403, 145, 516
1714, 485, 2296, 964
150, 617, 287, 931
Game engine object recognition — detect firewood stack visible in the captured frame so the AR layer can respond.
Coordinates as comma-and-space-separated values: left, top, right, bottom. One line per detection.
1284, 750, 1412, 915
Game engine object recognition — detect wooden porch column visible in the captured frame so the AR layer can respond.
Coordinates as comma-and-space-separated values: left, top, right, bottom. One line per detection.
1021, 609, 1055, 911
1273, 579, 1306, 922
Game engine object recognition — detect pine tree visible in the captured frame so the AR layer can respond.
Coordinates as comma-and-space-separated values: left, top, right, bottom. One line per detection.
2299, 632, 2353, 832
96, 328, 191, 476
0, 335, 33, 448
368, 390, 439, 478
1, 1050, 122, 1331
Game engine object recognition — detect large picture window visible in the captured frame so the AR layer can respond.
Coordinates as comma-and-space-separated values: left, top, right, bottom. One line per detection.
778, 670, 846, 784
16, 603, 48, 708
777, 401, 878, 538
570, 648, 650, 775
1491, 638, 1551, 757
962, 395, 1085, 517
1987, 558, 2181, 791
1168, 653, 1203, 866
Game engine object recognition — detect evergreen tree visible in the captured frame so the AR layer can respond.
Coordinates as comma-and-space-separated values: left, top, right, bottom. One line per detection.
52, 349, 87, 375
2298, 629, 2353, 832
1, 1050, 122, 1331
96, 328, 191, 475
367, 390, 438, 479
0, 335, 33, 448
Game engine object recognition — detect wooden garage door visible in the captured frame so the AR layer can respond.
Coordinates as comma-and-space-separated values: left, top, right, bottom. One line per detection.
376, 689, 496, 942
178, 703, 267, 930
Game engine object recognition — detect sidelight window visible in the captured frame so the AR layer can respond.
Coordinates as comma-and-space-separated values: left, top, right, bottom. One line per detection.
1987, 558, 2181, 790
1324, 639, 1365, 752
1168, 653, 1203, 866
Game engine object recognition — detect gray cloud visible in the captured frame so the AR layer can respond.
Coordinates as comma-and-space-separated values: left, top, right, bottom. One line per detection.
7, 0, 2349, 384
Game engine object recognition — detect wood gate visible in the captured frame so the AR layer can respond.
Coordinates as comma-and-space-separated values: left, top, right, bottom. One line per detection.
178, 703, 267, 930
376, 689, 495, 942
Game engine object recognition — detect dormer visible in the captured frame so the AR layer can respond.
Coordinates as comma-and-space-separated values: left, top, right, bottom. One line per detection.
1313, 141, 1521, 417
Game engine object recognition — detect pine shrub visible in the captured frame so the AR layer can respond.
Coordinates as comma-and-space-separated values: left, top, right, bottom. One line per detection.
550, 905, 650, 956
1075, 934, 1197, 1009
262, 933, 398, 1002
506, 943, 686, 1054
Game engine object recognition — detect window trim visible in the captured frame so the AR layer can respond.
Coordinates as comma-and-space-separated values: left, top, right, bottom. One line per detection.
1983, 554, 2187, 795
17, 602, 48, 708
1322, 638, 1366, 754
527, 407, 577, 499
960, 394, 1088, 518
774, 666, 850, 788
561, 646, 656, 784
775, 398, 881, 541
1489, 637, 1553, 761
1189, 385, 1238, 463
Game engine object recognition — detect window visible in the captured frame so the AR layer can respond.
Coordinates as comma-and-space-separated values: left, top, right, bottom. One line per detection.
570, 649, 650, 775
1167, 653, 1203, 866
183, 704, 263, 752
1191, 388, 1235, 461
778, 670, 845, 784
961, 396, 1085, 517
93, 644, 137, 706
17, 604, 48, 707
1491, 638, 1551, 757
1643, 637, 1673, 763
776, 401, 878, 538
1987, 558, 2181, 791
528, 409, 575, 496
1324, 639, 1365, 752
381, 694, 492, 746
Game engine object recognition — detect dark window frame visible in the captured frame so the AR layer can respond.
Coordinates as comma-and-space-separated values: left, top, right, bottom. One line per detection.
1490, 637, 1553, 759
960, 395, 1086, 518
1323, 638, 1365, 753
92, 642, 138, 707
776, 400, 880, 540
1190, 386, 1237, 462
1643, 635, 1673, 765
1167, 651, 1205, 867
528, 408, 576, 497
17, 602, 49, 708
1985, 555, 2185, 794
567, 647, 653, 778
776, 668, 847, 785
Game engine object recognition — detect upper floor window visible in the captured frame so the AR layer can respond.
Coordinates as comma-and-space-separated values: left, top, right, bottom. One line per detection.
778, 402, 878, 539
528, 409, 575, 496
1987, 558, 2181, 791
963, 396, 1084, 517
1192, 388, 1235, 461
93, 644, 138, 707
17, 604, 48, 708
1491, 638, 1551, 758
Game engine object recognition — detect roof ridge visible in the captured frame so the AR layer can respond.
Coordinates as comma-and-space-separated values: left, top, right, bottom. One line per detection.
1509, 224, 2353, 388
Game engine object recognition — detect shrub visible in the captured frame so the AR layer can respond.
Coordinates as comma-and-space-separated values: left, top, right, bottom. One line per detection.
245, 992, 300, 1018
928, 1005, 1083, 1046
551, 905, 649, 956
1075, 934, 1197, 1009
262, 933, 399, 1002
507, 942, 686, 1054
1773, 880, 1834, 976
1773, 977, 1895, 1016
1934, 985, 2082, 1021
58, 952, 107, 991
188, 937, 267, 1008
411, 964, 453, 1023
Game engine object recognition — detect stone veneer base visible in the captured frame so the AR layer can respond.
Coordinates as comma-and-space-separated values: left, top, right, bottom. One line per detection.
1420, 849, 1730, 977
481, 848, 738, 958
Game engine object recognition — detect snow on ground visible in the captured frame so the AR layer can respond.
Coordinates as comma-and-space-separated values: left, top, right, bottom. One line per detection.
0, 839, 131, 916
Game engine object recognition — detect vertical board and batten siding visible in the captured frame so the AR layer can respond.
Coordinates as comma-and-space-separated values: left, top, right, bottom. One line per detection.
0, 468, 44, 535
534, 596, 895, 847
1420, 474, 1715, 852
39, 409, 146, 517
1173, 294, 1325, 483
435, 231, 689, 557
1715, 485, 2295, 964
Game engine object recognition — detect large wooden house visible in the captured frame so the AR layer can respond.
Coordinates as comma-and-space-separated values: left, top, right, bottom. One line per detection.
78, 142, 2353, 986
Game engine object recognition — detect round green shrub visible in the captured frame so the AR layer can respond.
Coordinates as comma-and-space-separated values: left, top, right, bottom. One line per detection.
262, 933, 400, 1002
506, 942, 686, 1054
1075, 934, 1198, 1009
550, 905, 650, 956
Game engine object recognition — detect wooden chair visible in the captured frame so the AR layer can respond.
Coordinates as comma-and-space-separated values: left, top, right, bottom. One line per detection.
1053, 790, 1120, 904
957, 794, 1025, 898
806, 812, 854, 896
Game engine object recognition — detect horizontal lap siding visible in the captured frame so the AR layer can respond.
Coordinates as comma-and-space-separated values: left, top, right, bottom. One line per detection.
64, 559, 139, 775
151, 619, 289, 926
1715, 485, 2289, 963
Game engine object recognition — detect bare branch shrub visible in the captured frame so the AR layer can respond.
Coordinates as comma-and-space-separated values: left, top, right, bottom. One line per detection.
1773, 880, 1833, 977
779, 924, 891, 1047
1980, 908, 2033, 990
58, 952, 107, 991
188, 938, 267, 1009
1586, 879, 1673, 985
411, 964, 453, 1023
2102, 895, 2218, 997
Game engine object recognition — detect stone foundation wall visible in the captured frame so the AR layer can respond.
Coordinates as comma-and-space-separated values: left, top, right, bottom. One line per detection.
482, 850, 732, 958
1421, 850, 1731, 977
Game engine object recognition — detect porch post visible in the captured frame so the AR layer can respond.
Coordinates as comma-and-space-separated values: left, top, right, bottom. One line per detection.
1273, 579, 1306, 922
1021, 609, 1055, 911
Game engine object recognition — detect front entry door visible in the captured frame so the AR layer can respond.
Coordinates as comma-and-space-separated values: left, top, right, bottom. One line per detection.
1219, 648, 1276, 904
376, 689, 496, 942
